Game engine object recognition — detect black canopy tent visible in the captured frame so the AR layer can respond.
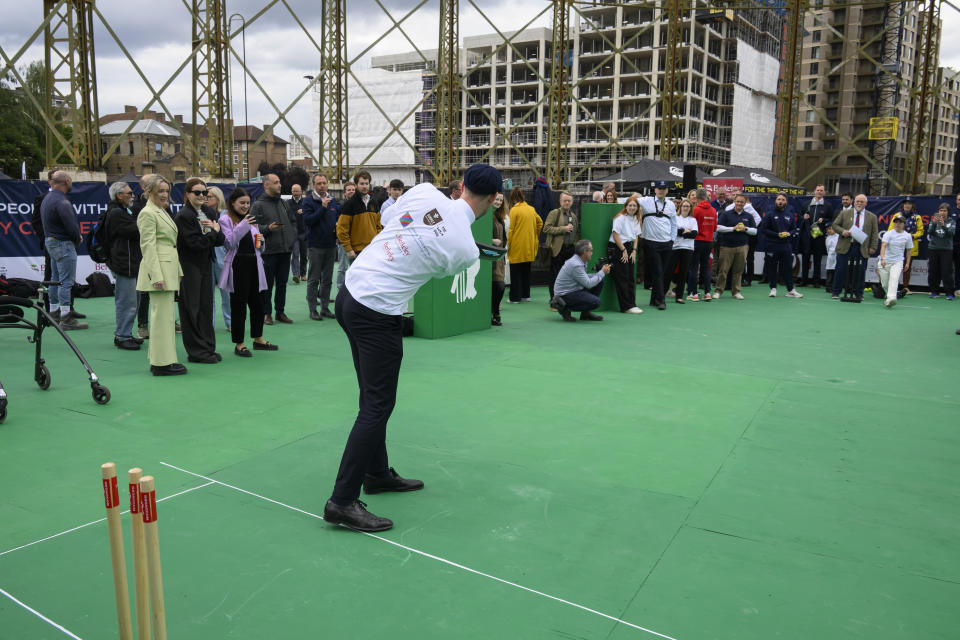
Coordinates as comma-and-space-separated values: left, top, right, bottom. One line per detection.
0, 171, 12, 181
114, 171, 140, 184
707, 167, 805, 195
591, 158, 709, 193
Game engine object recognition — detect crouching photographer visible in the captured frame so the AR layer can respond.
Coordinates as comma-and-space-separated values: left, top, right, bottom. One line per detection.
549, 239, 611, 322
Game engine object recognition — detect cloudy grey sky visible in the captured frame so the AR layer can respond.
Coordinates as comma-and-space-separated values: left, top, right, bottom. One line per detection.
0, 0, 548, 150
2, 0, 960, 150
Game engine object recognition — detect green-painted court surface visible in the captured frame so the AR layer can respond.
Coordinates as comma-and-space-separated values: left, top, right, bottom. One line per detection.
1, 284, 958, 640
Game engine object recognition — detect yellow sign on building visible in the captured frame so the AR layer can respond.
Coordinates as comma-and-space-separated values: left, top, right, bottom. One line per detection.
868, 117, 899, 140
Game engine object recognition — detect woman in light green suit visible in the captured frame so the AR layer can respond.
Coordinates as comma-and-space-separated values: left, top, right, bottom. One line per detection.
137, 174, 186, 376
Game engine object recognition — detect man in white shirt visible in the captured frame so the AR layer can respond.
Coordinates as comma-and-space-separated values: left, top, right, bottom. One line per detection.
637, 180, 678, 310
877, 214, 913, 307
324, 164, 502, 533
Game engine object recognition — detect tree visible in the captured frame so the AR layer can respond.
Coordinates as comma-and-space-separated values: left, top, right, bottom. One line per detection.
0, 71, 43, 178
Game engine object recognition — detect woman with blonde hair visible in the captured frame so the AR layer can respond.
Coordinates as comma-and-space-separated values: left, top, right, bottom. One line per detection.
206, 186, 231, 330
665, 199, 699, 303
506, 186, 542, 303
608, 196, 643, 313
136, 174, 186, 375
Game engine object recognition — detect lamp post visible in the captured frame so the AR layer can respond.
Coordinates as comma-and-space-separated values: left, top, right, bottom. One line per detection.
228, 13, 249, 181
304, 74, 318, 170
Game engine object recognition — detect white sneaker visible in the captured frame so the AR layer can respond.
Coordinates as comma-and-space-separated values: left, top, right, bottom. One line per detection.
886, 298, 897, 308
712, 291, 721, 299
733, 293, 745, 300
769, 288, 777, 297
786, 289, 803, 298
626, 307, 643, 314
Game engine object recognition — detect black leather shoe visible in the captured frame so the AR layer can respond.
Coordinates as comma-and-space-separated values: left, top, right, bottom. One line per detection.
187, 354, 219, 363
363, 467, 424, 494
579, 311, 603, 321
114, 337, 141, 350
324, 499, 393, 532
310, 310, 322, 321
252, 341, 279, 351
320, 309, 335, 319
150, 363, 187, 376
263, 314, 274, 325
66, 309, 86, 319
276, 313, 294, 324
491, 316, 502, 326
657, 302, 666, 310
213, 352, 222, 362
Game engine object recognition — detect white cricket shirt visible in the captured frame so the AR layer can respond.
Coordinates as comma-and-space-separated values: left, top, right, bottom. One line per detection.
346, 183, 480, 315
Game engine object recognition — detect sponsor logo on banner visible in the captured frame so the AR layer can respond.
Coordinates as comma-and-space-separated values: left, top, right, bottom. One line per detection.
750, 172, 771, 184
669, 166, 685, 178
450, 260, 481, 303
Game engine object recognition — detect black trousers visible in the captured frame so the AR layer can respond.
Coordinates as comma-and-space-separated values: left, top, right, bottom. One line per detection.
509, 262, 532, 301
492, 280, 506, 316
767, 250, 796, 290
643, 239, 673, 305
261, 251, 292, 315
928, 249, 955, 295
953, 245, 960, 293
548, 245, 575, 297
608, 241, 636, 311
665, 248, 694, 299
177, 261, 217, 359
745, 235, 758, 283
137, 292, 149, 327
230, 254, 264, 344
332, 286, 403, 503
687, 240, 712, 295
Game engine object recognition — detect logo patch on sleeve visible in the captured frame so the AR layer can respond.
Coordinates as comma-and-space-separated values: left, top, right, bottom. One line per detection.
399, 212, 413, 227
423, 209, 443, 226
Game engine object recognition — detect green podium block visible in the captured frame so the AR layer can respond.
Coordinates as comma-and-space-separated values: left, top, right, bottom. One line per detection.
413, 211, 493, 339
580, 202, 625, 312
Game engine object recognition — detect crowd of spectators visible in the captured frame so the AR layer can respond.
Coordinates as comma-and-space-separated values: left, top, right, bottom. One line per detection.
30, 170, 960, 375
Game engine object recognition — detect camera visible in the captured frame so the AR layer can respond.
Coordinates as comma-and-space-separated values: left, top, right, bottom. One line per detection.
595, 256, 614, 271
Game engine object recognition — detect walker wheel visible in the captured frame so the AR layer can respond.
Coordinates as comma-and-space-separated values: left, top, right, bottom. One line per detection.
37, 365, 51, 390
92, 384, 111, 405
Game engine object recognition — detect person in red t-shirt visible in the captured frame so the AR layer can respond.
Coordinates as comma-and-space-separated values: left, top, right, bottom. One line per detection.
687, 188, 718, 301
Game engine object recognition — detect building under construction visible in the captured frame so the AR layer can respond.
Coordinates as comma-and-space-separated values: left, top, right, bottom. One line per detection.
3, 0, 957, 194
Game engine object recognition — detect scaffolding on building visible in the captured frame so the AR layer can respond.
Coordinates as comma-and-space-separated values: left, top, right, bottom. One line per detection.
0, 0, 955, 194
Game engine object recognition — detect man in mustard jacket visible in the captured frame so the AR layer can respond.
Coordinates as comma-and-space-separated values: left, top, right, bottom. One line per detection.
542, 191, 579, 298
137, 175, 186, 375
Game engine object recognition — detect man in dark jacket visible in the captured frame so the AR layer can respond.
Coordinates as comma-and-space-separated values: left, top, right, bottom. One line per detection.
252, 173, 298, 324
289, 183, 307, 283
39, 171, 88, 330
104, 181, 143, 349
762, 193, 803, 299
798, 184, 833, 287
175, 178, 225, 362
302, 173, 341, 320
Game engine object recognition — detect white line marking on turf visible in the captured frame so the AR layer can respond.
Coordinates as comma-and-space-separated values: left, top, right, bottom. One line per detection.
160, 461, 678, 640
0, 586, 83, 639
0, 481, 214, 558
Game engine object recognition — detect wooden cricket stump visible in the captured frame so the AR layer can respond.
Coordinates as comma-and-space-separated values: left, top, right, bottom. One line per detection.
101, 463, 133, 640
140, 476, 167, 640
128, 468, 150, 640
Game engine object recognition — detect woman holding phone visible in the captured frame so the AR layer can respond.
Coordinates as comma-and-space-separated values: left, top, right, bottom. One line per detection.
218, 187, 278, 356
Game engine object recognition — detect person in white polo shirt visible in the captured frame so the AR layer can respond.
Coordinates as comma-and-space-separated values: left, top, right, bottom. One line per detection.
876, 213, 913, 308
324, 164, 502, 533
